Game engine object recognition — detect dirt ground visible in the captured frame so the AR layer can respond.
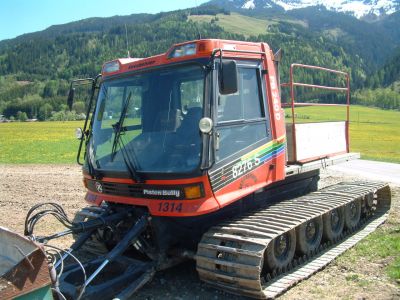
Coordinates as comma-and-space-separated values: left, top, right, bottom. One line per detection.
0, 164, 399, 300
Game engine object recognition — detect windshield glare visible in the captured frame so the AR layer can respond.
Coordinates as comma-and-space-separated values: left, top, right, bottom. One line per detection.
90, 64, 205, 174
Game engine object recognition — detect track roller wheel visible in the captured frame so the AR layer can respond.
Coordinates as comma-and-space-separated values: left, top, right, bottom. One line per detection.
264, 229, 296, 271
296, 216, 323, 255
362, 193, 374, 216
323, 207, 344, 242
344, 199, 361, 230
365, 193, 374, 208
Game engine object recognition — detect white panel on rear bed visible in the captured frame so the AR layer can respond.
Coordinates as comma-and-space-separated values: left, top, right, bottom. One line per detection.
289, 121, 347, 162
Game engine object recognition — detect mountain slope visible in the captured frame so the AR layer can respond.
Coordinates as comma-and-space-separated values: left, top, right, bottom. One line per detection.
353, 49, 400, 109
376, 10, 400, 42
204, 1, 400, 67
0, 4, 399, 120
377, 48, 400, 87
285, 7, 396, 65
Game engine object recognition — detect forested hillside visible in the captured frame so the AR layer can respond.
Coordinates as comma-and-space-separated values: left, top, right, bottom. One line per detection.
0, 9, 235, 120
0, 4, 399, 121
353, 48, 400, 109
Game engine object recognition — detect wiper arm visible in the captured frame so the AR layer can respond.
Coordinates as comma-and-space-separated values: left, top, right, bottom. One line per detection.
111, 92, 132, 160
118, 137, 144, 183
110, 92, 144, 183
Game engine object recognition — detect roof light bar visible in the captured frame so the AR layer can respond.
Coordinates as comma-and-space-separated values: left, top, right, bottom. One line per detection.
169, 43, 197, 58
102, 61, 120, 74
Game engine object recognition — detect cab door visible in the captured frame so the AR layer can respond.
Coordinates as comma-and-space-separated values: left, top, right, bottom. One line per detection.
209, 60, 284, 208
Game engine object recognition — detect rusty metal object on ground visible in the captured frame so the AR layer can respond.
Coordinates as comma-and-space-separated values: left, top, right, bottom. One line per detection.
0, 227, 53, 300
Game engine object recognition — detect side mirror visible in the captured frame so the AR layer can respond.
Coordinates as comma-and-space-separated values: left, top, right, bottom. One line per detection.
219, 60, 238, 95
67, 87, 75, 111
75, 127, 84, 140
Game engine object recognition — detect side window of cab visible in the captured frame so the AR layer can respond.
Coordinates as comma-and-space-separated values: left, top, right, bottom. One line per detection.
216, 65, 271, 163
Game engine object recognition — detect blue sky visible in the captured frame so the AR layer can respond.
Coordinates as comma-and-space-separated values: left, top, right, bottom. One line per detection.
0, 0, 208, 41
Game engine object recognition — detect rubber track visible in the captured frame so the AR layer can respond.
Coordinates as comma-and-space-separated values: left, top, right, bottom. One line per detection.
196, 181, 391, 299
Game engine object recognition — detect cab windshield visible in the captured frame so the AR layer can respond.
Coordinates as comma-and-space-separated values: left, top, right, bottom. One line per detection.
89, 64, 204, 174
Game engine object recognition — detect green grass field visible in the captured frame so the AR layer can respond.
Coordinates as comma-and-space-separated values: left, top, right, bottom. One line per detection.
0, 105, 399, 164
189, 13, 275, 37
285, 105, 400, 163
341, 225, 400, 280
0, 121, 84, 163
188, 13, 307, 38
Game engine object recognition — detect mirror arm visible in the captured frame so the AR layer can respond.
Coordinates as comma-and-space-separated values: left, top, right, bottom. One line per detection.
211, 49, 224, 88
210, 48, 223, 69
75, 75, 100, 166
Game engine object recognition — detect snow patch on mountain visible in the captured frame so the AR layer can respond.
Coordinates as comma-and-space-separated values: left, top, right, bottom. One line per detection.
337, 1, 378, 18
272, 0, 314, 11
242, 0, 256, 9
238, 0, 400, 18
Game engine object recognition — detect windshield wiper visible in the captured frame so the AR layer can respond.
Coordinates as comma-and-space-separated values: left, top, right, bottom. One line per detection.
118, 137, 144, 183
110, 92, 143, 183
111, 92, 131, 160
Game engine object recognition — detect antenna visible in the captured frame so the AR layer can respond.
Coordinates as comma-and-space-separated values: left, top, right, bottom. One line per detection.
125, 24, 130, 58
193, 0, 201, 39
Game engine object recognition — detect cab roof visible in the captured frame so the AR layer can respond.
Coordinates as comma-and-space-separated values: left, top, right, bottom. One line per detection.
101, 39, 272, 78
